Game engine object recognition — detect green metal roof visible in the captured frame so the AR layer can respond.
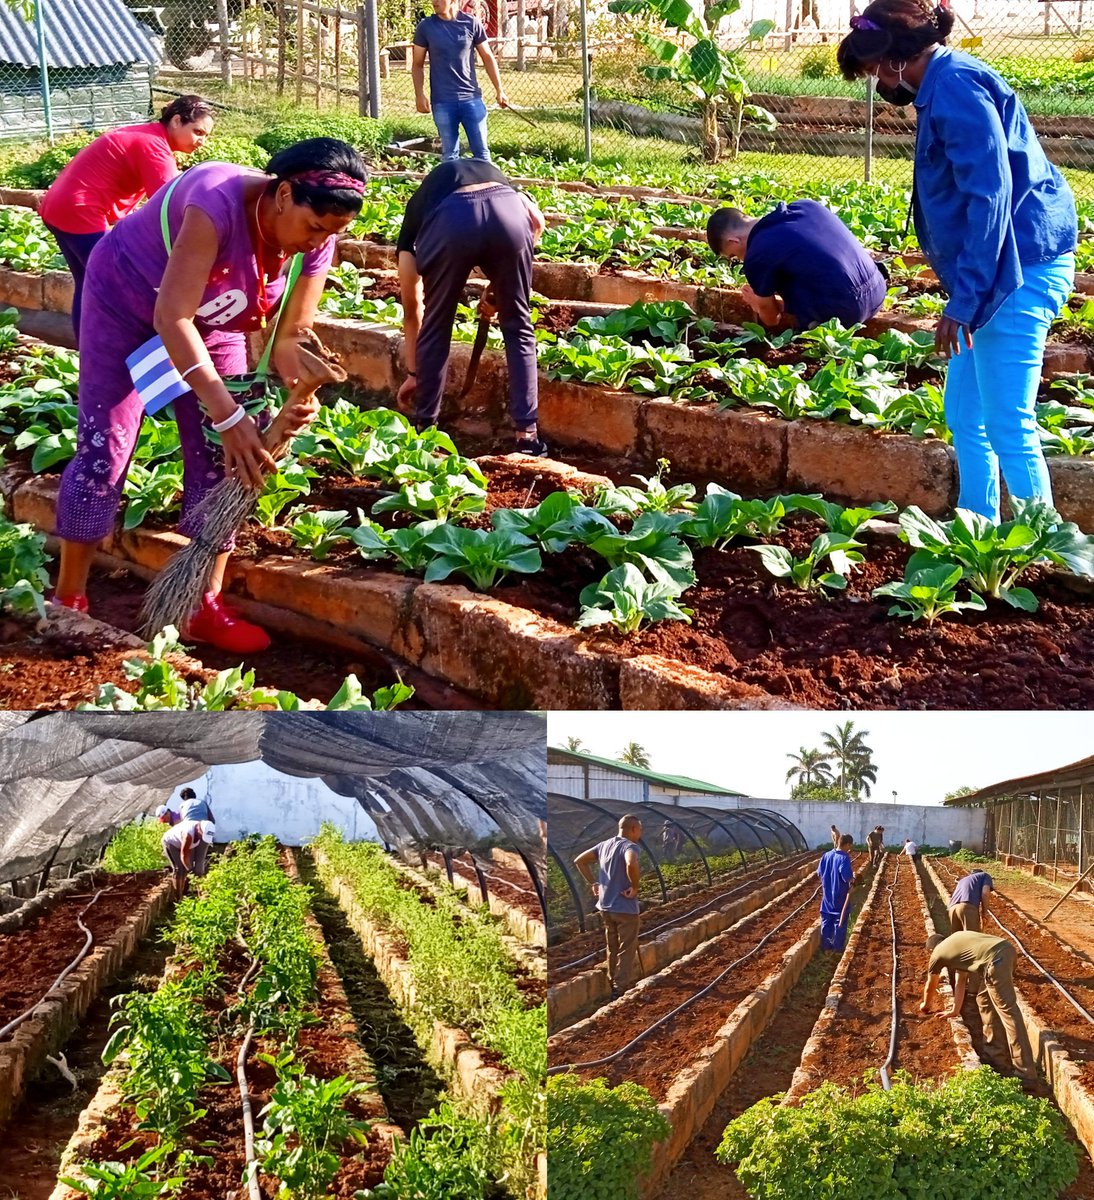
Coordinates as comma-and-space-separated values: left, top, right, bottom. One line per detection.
547, 747, 744, 797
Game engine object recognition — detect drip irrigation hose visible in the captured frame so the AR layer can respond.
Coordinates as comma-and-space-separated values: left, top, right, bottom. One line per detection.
557, 861, 801, 975
878, 858, 900, 1091
0, 888, 105, 1042
237, 954, 263, 1200
937, 861, 1094, 1028
548, 886, 821, 1076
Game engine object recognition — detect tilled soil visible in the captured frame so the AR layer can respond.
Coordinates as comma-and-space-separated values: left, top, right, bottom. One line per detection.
547, 871, 824, 1100
548, 853, 813, 985
493, 517, 1094, 710
797, 854, 954, 1090
423, 851, 544, 925
81, 891, 392, 1198
930, 858, 1094, 1091
0, 871, 165, 1027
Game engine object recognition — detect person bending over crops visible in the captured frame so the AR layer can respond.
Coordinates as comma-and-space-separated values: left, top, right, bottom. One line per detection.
817, 833, 860, 952
155, 804, 180, 826
38, 95, 216, 343
162, 818, 216, 898
837, 0, 1077, 522
706, 201, 887, 330
573, 814, 644, 1000
866, 825, 886, 867
920, 930, 1038, 1083
395, 159, 548, 455
50, 138, 367, 653
830, 823, 841, 849
947, 869, 994, 932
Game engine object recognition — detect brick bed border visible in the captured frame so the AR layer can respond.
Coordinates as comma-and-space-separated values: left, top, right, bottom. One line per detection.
548, 855, 817, 1034
0, 873, 175, 1131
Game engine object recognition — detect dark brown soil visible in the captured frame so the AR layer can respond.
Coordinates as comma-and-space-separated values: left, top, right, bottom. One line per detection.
423, 850, 545, 925
546, 867, 838, 1100
492, 515, 1094, 710
548, 853, 813, 984
80, 865, 392, 1199
0, 872, 165, 1026
798, 854, 953, 1089
0, 919, 172, 1200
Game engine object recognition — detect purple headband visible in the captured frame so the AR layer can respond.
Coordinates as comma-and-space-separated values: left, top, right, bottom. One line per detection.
850, 14, 882, 29
290, 170, 365, 195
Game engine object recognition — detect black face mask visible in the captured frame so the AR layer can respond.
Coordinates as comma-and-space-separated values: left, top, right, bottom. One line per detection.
875, 80, 917, 106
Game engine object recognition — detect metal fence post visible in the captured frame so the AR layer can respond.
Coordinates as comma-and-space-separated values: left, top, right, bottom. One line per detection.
33, 0, 53, 142
363, 0, 381, 118
579, 0, 591, 163
864, 73, 874, 184
216, 0, 232, 87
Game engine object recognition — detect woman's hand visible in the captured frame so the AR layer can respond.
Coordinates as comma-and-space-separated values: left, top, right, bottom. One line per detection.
277, 392, 322, 441
396, 375, 417, 414
220, 415, 277, 489
935, 315, 973, 358
272, 328, 319, 388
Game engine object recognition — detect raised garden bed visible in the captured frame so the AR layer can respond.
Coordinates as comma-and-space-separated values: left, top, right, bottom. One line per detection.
0, 870, 174, 1130
420, 851, 547, 949
548, 854, 817, 1032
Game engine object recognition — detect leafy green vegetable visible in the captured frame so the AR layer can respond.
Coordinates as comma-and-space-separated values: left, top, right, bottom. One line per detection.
576, 562, 693, 633
873, 563, 987, 625
749, 532, 864, 592
422, 526, 542, 590
285, 507, 353, 560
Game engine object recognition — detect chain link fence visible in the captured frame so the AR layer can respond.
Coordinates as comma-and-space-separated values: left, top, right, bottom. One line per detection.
0, 0, 1090, 198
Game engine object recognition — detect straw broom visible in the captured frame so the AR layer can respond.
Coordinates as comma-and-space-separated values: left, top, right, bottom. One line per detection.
140, 339, 347, 639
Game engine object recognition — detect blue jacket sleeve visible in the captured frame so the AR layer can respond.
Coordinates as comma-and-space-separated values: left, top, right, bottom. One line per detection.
927, 74, 1012, 327
840, 855, 853, 885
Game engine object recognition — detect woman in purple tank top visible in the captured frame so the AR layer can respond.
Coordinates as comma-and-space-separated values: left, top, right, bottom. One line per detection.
51, 138, 367, 654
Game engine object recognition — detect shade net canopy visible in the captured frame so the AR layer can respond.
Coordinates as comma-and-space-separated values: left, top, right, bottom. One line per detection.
546, 792, 806, 937
0, 712, 546, 887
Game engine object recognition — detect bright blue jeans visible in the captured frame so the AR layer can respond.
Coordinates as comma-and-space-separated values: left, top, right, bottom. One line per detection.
432, 96, 490, 161
943, 252, 1075, 521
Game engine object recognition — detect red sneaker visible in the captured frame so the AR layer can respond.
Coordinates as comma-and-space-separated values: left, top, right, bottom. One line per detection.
49, 592, 90, 614
183, 591, 270, 655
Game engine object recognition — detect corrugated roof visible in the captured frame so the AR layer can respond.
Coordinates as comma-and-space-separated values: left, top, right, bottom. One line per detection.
944, 752, 1094, 806
547, 746, 744, 797
0, 0, 158, 69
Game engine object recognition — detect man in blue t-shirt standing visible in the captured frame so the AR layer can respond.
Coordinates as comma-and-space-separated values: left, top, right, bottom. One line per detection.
707, 201, 888, 330
413, 0, 508, 161
574, 813, 644, 1000
817, 833, 860, 952
947, 869, 994, 932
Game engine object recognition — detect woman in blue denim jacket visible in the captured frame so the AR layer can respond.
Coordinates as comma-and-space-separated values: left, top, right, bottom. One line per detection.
837, 0, 1077, 521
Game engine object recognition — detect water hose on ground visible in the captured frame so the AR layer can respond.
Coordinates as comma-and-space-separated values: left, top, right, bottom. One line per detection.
0, 888, 105, 1042
878, 858, 900, 1090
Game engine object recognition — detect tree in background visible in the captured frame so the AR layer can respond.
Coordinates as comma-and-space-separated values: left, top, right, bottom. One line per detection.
564, 736, 584, 752
821, 721, 878, 803
618, 742, 652, 770
606, 0, 776, 161
785, 747, 833, 793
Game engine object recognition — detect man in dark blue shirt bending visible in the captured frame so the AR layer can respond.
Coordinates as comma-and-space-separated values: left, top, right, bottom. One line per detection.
707, 199, 888, 329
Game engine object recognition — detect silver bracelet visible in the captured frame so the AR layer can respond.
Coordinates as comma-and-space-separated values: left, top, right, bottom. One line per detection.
181, 360, 213, 381
211, 405, 247, 433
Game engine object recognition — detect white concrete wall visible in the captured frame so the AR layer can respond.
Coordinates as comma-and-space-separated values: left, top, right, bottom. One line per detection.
166, 762, 381, 845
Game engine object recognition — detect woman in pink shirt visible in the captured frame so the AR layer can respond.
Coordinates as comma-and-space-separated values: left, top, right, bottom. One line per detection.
38, 95, 215, 340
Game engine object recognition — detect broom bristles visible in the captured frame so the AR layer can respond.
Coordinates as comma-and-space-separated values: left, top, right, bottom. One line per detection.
140, 478, 256, 639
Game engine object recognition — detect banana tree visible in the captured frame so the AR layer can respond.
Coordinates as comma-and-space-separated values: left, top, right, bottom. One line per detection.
607, 0, 776, 161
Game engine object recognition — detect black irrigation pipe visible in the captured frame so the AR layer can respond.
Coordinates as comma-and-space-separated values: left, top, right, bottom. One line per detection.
555, 859, 807, 976
878, 856, 901, 1091
0, 887, 105, 1042
547, 885, 821, 1077
935, 860, 1094, 1029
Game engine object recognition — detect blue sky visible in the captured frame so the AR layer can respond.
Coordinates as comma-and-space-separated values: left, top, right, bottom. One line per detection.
546, 712, 1094, 806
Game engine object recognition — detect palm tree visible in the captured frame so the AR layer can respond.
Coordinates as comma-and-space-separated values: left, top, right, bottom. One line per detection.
820, 721, 877, 803
618, 742, 652, 770
564, 736, 584, 752
785, 747, 833, 791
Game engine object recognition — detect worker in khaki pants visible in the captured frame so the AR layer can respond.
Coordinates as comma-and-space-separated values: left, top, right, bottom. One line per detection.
920, 931, 1039, 1085
948, 869, 995, 932
574, 814, 644, 1001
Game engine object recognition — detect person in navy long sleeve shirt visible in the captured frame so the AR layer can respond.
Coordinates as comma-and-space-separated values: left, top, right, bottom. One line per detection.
837, 0, 1077, 522
818, 833, 858, 952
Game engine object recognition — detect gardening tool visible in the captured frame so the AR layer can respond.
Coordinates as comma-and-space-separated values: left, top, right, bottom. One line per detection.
459, 289, 496, 399
139, 337, 347, 640
499, 102, 542, 131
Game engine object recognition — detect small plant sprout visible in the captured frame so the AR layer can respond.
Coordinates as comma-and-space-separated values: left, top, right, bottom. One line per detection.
873, 563, 988, 625
575, 563, 693, 635
285, 508, 353, 561
749, 533, 865, 592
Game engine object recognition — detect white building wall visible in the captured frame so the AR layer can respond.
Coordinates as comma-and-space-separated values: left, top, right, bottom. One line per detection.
167, 762, 381, 845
